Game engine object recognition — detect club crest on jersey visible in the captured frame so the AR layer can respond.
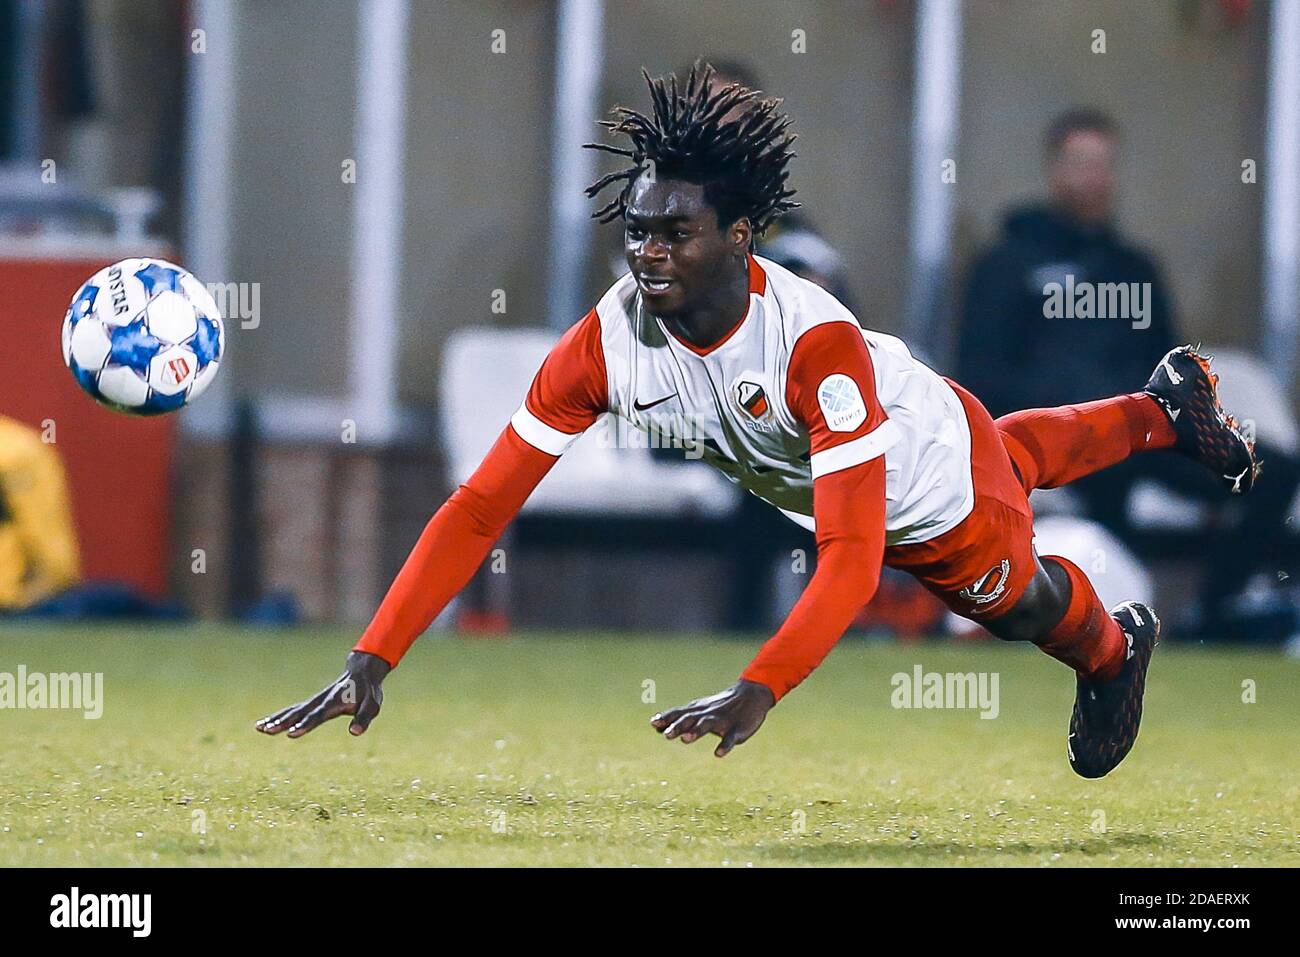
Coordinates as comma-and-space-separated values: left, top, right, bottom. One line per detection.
733, 375, 775, 430
958, 559, 1012, 607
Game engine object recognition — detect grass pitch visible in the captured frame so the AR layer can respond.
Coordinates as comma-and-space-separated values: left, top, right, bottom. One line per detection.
1, 624, 1296, 867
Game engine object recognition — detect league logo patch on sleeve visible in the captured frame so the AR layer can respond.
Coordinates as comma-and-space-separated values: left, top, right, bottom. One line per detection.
817, 374, 868, 432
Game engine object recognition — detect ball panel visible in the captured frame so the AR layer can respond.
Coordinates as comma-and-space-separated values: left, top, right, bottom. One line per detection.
139, 389, 189, 415
190, 314, 223, 366
145, 292, 199, 344
132, 260, 186, 298
68, 357, 100, 396
96, 364, 150, 408
180, 271, 221, 318
188, 359, 220, 403
86, 260, 149, 327
147, 344, 199, 396
66, 282, 99, 328
61, 316, 73, 367
70, 318, 112, 371
106, 316, 163, 373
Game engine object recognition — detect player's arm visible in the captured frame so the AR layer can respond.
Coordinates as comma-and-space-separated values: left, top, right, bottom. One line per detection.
256, 310, 608, 738
650, 321, 895, 756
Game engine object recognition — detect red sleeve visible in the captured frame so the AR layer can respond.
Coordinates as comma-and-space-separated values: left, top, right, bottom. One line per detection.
354, 312, 608, 667
786, 320, 895, 470
511, 308, 608, 452
739, 322, 896, 701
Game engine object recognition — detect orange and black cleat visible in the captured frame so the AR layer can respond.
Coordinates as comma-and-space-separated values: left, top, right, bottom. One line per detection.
1143, 345, 1260, 494
1068, 601, 1160, 779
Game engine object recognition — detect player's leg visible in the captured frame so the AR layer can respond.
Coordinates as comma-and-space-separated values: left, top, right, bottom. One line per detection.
981, 554, 1159, 779
891, 519, 1159, 779
887, 383, 1158, 778
891, 497, 1130, 688
996, 393, 1173, 492
995, 345, 1259, 495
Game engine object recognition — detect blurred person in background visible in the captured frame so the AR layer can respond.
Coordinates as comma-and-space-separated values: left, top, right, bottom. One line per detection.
0, 414, 81, 610
957, 109, 1299, 642
0, 417, 185, 620
958, 111, 1175, 412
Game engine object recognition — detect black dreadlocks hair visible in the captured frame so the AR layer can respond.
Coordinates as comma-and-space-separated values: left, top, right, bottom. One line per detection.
583, 61, 800, 237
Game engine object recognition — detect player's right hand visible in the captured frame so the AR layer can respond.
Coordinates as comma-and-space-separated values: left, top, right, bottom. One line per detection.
254, 650, 391, 738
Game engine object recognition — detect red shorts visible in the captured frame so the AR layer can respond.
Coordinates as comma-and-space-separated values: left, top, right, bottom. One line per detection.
884, 381, 1039, 620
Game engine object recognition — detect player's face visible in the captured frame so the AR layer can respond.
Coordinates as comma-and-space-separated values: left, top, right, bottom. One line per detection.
624, 174, 749, 319
1048, 130, 1118, 225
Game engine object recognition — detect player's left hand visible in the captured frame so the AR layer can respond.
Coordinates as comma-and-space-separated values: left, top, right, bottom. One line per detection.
254, 650, 390, 738
650, 679, 776, 757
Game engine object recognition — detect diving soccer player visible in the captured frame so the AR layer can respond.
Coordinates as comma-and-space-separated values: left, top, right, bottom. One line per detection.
257, 63, 1258, 778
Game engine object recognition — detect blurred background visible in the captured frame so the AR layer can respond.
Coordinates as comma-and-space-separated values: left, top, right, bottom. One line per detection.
1, 0, 1298, 648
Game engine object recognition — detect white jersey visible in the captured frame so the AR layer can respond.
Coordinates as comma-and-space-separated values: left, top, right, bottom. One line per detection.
510, 253, 975, 546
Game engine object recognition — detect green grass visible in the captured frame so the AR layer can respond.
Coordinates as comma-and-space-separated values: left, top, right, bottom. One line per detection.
1, 624, 1296, 867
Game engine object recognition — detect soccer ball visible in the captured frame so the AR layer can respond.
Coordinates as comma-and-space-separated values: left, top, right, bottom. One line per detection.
61, 258, 225, 416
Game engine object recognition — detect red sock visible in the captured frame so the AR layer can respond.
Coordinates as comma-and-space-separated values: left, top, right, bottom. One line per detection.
1036, 556, 1127, 683
997, 393, 1175, 493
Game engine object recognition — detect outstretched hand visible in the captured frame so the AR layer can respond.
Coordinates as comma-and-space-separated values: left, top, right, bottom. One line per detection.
650, 679, 776, 757
255, 650, 391, 738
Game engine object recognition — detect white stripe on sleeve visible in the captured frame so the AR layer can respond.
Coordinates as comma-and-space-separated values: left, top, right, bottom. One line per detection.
809, 419, 901, 479
510, 403, 584, 456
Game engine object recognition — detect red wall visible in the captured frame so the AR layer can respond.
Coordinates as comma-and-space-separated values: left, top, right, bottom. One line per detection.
0, 256, 175, 597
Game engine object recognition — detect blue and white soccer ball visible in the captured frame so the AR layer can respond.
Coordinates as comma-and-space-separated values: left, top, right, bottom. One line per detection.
61, 258, 225, 416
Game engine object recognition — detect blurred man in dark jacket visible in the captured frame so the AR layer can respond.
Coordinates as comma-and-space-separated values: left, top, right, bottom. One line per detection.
958, 110, 1179, 414
958, 109, 1298, 641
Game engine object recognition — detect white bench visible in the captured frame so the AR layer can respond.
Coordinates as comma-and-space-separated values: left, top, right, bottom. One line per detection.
440, 326, 739, 518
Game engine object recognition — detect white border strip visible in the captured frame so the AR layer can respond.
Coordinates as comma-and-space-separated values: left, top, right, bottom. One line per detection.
904, 0, 962, 355
1264, 0, 1300, 385
180, 0, 237, 439
349, 0, 409, 443
510, 403, 583, 457
810, 420, 901, 479
546, 0, 605, 330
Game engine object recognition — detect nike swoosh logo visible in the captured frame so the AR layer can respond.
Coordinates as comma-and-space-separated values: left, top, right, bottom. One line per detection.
633, 394, 677, 411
